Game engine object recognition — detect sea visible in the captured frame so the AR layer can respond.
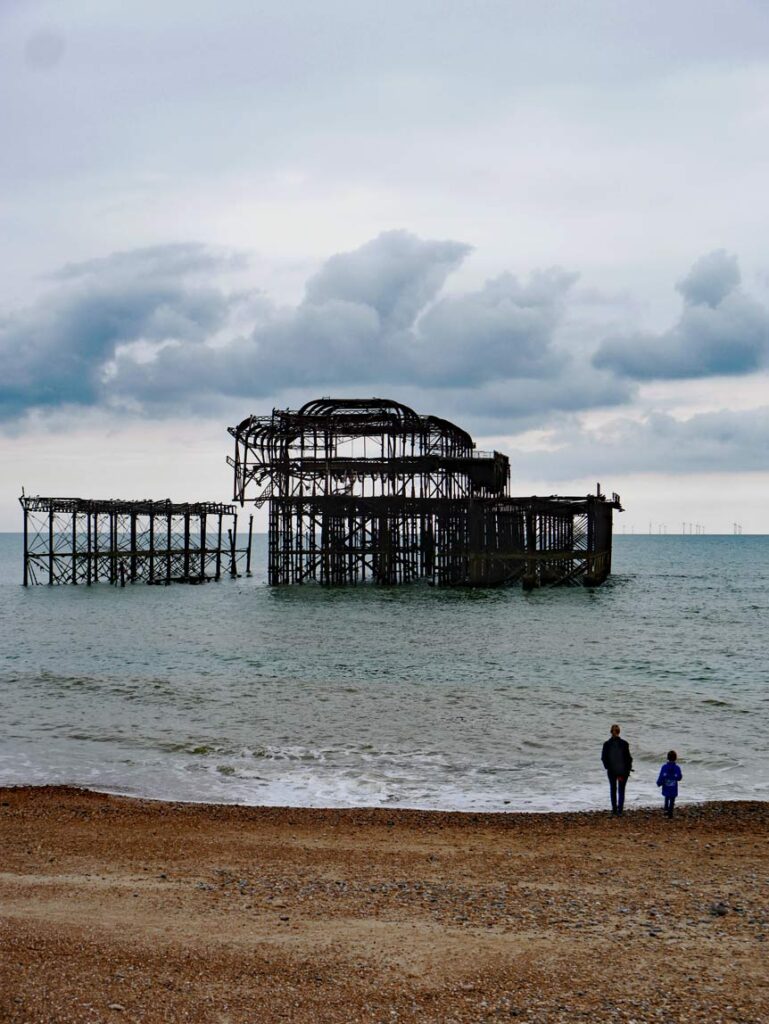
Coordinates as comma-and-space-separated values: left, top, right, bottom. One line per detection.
1, 533, 767, 813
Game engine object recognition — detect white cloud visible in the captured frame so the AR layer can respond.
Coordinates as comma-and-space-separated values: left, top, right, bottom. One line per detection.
593, 251, 769, 380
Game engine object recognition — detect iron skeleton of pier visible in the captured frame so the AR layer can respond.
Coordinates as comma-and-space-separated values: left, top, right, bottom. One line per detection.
229, 398, 622, 587
19, 497, 253, 586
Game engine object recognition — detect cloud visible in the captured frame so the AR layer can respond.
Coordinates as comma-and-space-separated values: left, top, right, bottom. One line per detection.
0, 244, 244, 419
415, 269, 578, 386
24, 29, 66, 72
676, 249, 741, 307
456, 364, 634, 426
109, 232, 613, 415
510, 404, 769, 479
51, 243, 249, 283
593, 250, 769, 380
0, 231, 630, 425
304, 230, 470, 331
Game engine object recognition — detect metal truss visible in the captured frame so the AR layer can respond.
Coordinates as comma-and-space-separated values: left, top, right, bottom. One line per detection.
19, 497, 253, 587
229, 398, 623, 588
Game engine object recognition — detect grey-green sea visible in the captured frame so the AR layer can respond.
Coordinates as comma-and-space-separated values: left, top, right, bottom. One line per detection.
1, 534, 767, 812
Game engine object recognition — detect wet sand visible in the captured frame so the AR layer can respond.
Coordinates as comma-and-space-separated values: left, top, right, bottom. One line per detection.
1, 786, 767, 1023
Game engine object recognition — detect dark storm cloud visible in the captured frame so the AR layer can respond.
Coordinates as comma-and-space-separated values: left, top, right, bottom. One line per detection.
593, 250, 769, 380
108, 232, 602, 410
454, 364, 634, 427
0, 245, 244, 419
0, 231, 628, 423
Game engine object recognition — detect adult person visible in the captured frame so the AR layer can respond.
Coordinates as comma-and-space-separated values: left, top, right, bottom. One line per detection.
601, 723, 633, 815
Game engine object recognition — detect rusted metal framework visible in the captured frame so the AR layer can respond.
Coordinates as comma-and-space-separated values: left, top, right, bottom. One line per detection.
19, 496, 253, 587
229, 398, 622, 588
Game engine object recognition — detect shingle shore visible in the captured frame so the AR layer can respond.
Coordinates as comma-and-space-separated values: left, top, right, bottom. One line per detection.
1, 786, 767, 1023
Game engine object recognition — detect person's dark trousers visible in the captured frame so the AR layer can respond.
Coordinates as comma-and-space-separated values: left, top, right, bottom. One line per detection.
664, 794, 676, 818
608, 773, 627, 814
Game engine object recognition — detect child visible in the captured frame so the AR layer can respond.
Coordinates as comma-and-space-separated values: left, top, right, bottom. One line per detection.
656, 750, 682, 818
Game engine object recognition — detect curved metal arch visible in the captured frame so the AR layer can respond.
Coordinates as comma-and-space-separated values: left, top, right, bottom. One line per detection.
293, 398, 474, 452
296, 396, 421, 427
425, 415, 474, 452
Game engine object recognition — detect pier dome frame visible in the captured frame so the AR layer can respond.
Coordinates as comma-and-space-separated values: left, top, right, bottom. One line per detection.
229, 397, 622, 588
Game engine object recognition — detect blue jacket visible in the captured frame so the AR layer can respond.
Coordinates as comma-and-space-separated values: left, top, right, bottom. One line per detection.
656, 761, 682, 796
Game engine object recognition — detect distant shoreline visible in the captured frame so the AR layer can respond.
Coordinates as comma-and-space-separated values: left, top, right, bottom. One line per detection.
3, 781, 769, 818
1, 782, 765, 816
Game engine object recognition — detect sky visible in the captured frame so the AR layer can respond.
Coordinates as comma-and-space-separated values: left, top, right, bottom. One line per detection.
2, 0, 769, 533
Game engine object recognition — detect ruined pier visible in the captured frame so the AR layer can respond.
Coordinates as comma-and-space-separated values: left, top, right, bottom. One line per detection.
229, 398, 622, 588
19, 496, 252, 586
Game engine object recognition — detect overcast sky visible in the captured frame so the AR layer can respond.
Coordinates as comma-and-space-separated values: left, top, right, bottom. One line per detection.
2, 1, 769, 532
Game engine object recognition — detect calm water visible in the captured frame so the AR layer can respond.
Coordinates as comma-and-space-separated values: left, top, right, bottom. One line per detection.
1, 533, 767, 812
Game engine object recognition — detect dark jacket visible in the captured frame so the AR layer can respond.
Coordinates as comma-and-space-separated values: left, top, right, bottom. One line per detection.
601, 736, 633, 777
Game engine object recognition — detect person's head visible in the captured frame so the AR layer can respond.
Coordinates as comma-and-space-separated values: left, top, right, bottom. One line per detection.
610, 724, 621, 737
667, 750, 677, 762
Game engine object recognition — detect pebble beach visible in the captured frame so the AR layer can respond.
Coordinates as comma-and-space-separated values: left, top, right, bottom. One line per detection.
1, 786, 767, 1023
